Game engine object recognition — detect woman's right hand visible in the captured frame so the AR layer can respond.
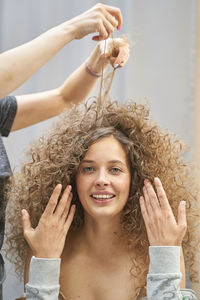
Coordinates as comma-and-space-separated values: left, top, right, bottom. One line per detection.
68, 3, 122, 41
21, 184, 75, 258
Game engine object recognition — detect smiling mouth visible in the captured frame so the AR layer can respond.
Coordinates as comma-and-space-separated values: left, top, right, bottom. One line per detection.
90, 194, 115, 204
90, 194, 115, 200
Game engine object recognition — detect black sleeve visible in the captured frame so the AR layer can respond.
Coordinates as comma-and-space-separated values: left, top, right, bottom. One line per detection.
0, 96, 17, 137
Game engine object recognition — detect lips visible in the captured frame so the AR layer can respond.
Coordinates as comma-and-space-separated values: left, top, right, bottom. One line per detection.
90, 192, 115, 204
91, 194, 115, 199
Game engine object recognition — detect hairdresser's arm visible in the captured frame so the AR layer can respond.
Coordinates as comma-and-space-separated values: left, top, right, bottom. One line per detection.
140, 177, 197, 300
11, 43, 107, 131
11, 37, 129, 131
0, 3, 122, 99
22, 184, 75, 299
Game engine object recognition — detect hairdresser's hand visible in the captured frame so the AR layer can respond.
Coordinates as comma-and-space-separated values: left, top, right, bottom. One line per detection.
68, 3, 122, 40
21, 184, 75, 258
140, 177, 187, 246
99, 37, 129, 68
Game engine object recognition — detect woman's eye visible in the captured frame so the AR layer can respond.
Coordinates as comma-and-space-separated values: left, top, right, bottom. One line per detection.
111, 167, 121, 174
82, 166, 94, 173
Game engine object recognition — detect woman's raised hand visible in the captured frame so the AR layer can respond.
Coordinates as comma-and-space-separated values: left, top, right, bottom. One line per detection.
69, 3, 122, 40
140, 177, 187, 246
21, 184, 75, 258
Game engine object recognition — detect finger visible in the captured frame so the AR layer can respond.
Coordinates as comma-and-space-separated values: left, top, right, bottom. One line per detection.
112, 47, 129, 67
112, 47, 126, 65
102, 18, 116, 37
43, 184, 62, 217
139, 196, 150, 228
103, 4, 123, 29
61, 192, 73, 221
92, 19, 108, 41
21, 209, 32, 233
143, 185, 154, 216
64, 204, 76, 232
101, 8, 118, 29
93, 17, 115, 41
144, 180, 161, 212
177, 201, 187, 233
154, 177, 171, 211
54, 185, 72, 218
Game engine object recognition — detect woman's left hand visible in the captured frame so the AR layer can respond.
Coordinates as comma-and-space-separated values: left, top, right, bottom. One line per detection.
99, 37, 130, 68
139, 177, 187, 246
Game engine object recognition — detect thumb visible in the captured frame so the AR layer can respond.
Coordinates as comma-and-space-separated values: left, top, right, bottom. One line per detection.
21, 209, 32, 233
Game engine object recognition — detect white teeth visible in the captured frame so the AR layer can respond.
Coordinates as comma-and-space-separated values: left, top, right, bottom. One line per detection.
92, 194, 113, 199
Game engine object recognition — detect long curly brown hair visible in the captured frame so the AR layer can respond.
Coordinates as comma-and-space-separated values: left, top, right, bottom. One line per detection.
5, 99, 200, 296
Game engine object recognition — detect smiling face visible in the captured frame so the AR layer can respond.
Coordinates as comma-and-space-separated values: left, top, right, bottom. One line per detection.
76, 135, 131, 220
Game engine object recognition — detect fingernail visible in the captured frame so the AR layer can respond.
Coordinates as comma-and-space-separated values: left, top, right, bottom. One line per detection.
114, 63, 119, 68
22, 209, 27, 216
118, 25, 121, 31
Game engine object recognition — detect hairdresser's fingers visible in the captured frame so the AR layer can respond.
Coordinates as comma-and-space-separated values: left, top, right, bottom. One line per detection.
92, 19, 108, 41
92, 18, 114, 41
102, 4, 123, 29
101, 8, 119, 29
102, 18, 116, 38
177, 201, 187, 234
112, 47, 130, 67
21, 209, 33, 234
54, 185, 72, 218
42, 184, 62, 217
64, 205, 76, 232
97, 17, 116, 40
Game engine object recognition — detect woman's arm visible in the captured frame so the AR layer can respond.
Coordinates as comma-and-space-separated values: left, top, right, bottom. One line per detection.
25, 256, 61, 300
0, 3, 122, 99
147, 246, 183, 299
11, 37, 129, 131
146, 246, 197, 300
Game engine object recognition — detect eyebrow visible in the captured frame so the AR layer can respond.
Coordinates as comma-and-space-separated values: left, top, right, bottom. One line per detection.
81, 159, 126, 166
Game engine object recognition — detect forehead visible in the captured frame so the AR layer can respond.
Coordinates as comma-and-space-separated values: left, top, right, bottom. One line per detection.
84, 136, 128, 163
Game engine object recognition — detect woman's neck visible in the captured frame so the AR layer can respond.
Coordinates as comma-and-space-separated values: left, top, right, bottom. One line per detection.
78, 215, 127, 258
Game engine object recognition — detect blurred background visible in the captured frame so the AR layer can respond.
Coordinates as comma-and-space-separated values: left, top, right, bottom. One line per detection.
0, 0, 199, 298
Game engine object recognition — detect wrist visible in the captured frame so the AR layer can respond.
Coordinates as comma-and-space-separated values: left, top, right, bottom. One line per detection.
86, 43, 109, 74
52, 20, 76, 44
34, 251, 61, 259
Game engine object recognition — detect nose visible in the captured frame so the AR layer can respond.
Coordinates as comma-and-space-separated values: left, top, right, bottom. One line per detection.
95, 170, 110, 187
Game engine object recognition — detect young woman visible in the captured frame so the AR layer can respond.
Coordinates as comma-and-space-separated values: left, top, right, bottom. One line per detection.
6, 100, 199, 299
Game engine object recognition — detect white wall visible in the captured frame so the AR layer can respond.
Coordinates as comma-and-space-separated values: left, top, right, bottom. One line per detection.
0, 0, 197, 298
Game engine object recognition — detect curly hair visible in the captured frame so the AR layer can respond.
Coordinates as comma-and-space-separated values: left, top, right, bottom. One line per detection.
5, 99, 200, 296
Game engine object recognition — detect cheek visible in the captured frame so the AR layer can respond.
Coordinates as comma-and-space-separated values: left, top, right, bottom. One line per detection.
76, 174, 90, 197
120, 175, 131, 198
